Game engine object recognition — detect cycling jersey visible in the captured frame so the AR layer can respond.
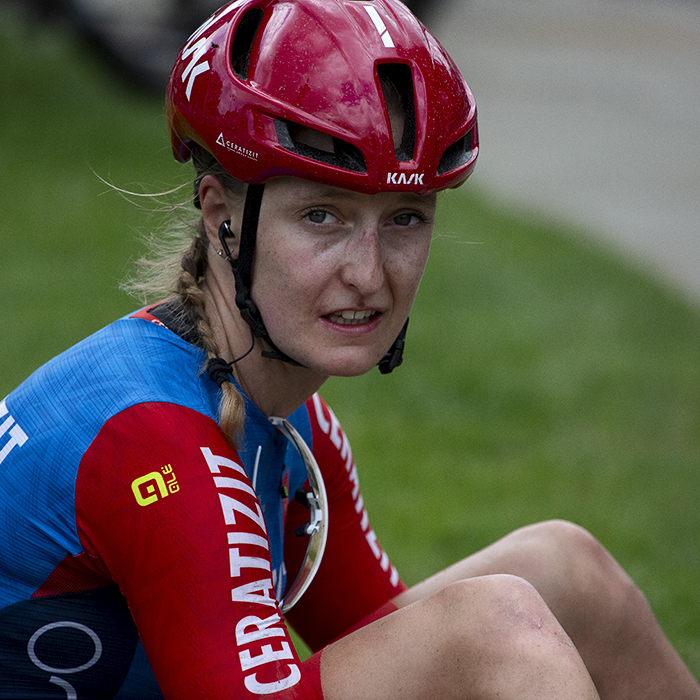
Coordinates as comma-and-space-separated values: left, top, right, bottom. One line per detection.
0, 307, 405, 698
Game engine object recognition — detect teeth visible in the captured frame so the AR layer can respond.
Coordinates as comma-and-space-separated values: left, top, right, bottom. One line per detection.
328, 309, 376, 325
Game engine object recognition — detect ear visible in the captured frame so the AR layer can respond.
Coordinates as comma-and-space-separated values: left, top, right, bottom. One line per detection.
199, 174, 240, 259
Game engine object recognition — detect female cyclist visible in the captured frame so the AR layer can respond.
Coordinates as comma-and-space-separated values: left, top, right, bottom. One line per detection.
1, 0, 698, 698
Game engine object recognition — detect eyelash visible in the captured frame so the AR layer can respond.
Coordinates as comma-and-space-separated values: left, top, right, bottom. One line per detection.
301, 208, 335, 225
301, 209, 428, 227
392, 212, 426, 227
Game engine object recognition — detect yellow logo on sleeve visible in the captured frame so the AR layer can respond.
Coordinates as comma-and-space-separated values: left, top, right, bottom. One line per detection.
132, 464, 179, 506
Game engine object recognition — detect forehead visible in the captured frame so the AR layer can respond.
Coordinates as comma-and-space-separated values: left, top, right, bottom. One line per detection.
264, 177, 438, 210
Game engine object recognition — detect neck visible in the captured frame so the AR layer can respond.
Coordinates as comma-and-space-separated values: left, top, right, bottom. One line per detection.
203, 274, 328, 418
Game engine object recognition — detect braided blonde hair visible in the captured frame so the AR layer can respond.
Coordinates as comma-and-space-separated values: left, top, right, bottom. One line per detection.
123, 144, 247, 448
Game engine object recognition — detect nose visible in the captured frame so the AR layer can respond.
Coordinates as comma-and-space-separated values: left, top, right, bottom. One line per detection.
339, 226, 385, 296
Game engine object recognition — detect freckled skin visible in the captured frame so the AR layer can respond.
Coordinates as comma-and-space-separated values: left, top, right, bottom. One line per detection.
249, 177, 436, 378
198, 175, 435, 417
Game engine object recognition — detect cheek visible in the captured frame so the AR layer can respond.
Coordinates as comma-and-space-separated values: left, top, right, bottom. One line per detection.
252, 241, 323, 314
390, 237, 431, 296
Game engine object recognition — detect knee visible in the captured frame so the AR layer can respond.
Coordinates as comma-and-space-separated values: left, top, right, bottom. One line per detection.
432, 575, 573, 656
434, 573, 543, 623
324, 575, 597, 700
513, 520, 648, 623
522, 520, 634, 585
428, 576, 591, 695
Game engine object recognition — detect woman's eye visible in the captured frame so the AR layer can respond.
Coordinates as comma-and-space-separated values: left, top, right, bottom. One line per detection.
304, 209, 336, 224
392, 213, 422, 227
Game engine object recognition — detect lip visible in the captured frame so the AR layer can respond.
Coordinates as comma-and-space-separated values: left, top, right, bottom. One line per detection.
319, 309, 384, 335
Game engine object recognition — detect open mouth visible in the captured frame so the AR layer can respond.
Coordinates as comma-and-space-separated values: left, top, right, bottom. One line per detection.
325, 309, 378, 325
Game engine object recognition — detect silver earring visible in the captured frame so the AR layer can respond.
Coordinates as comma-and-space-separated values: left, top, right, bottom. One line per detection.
217, 249, 224, 257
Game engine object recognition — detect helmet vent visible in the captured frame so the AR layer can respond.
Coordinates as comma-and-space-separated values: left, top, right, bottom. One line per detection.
377, 63, 416, 162
438, 129, 474, 175
275, 120, 367, 173
231, 8, 264, 79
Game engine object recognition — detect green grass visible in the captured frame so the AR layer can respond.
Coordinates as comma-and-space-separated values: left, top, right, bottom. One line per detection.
0, 6, 182, 380
2, 6, 699, 675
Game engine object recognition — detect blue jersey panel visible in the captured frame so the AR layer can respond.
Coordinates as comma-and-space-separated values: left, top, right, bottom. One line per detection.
0, 316, 219, 607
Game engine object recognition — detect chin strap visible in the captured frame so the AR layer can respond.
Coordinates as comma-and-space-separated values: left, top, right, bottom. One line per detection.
218, 183, 408, 374
378, 318, 409, 374
218, 184, 302, 366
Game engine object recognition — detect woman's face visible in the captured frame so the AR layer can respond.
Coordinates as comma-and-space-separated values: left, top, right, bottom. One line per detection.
250, 177, 437, 377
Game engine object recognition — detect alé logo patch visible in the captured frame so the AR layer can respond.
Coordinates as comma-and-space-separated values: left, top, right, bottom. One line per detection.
132, 464, 179, 507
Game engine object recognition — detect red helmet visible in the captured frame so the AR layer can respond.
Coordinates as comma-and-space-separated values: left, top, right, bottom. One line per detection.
166, 0, 478, 195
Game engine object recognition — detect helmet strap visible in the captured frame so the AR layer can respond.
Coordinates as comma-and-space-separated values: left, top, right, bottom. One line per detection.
217, 184, 302, 366
378, 318, 409, 374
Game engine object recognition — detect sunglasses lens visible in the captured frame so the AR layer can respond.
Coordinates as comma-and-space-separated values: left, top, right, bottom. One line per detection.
269, 417, 328, 613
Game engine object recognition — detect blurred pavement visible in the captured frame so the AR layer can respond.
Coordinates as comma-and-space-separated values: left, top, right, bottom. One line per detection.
432, 0, 700, 303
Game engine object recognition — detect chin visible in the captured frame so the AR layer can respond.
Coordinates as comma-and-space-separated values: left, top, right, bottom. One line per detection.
301, 347, 386, 378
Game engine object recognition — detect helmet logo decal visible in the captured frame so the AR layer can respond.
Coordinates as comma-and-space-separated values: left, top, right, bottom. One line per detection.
217, 132, 259, 161
364, 5, 395, 48
180, 0, 246, 100
182, 37, 211, 100
387, 172, 424, 185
